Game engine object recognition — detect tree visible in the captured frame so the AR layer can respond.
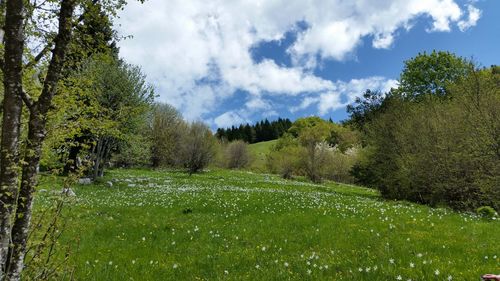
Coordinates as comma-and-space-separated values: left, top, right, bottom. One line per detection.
288, 117, 333, 182
297, 123, 331, 183
59, 1, 122, 175
0, 1, 133, 278
215, 118, 292, 143
149, 103, 185, 167
266, 135, 301, 179
346, 89, 387, 132
0, 1, 77, 279
360, 66, 499, 211
86, 56, 154, 178
0, 0, 27, 274
398, 50, 473, 100
179, 121, 217, 174
225, 140, 251, 169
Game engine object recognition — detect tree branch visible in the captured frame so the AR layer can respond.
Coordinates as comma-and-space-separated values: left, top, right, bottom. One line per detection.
21, 89, 34, 111
24, 42, 53, 70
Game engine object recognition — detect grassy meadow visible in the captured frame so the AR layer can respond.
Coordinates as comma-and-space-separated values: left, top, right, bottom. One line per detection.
35, 168, 499, 280
248, 140, 276, 171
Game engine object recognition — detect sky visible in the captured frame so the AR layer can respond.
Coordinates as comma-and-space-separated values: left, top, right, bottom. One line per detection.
115, 0, 500, 129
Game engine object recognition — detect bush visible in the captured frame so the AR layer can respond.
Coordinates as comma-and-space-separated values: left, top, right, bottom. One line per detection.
323, 147, 359, 184
476, 206, 497, 220
112, 134, 152, 167
178, 121, 217, 174
225, 140, 251, 169
357, 67, 500, 211
149, 103, 186, 167
266, 145, 302, 179
266, 128, 360, 183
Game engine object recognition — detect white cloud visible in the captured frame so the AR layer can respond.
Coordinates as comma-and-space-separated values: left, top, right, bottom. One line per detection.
458, 5, 482, 31
318, 92, 344, 115
214, 111, 249, 128
290, 77, 398, 115
223, 59, 334, 95
245, 96, 271, 111
116, 0, 478, 121
290, 96, 321, 113
373, 33, 395, 49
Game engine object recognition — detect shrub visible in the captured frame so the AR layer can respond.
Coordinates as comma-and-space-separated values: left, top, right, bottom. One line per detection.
476, 206, 497, 220
356, 67, 499, 211
266, 145, 302, 179
178, 121, 217, 174
225, 140, 251, 169
112, 133, 152, 167
323, 147, 359, 184
149, 103, 186, 167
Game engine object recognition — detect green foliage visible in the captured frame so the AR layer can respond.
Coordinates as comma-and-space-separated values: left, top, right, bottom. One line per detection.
359, 66, 500, 211
398, 50, 473, 100
148, 103, 186, 167
264, 118, 360, 183
111, 130, 152, 168
65, 1, 120, 72
327, 124, 359, 153
42, 55, 154, 174
288, 116, 329, 138
345, 89, 388, 133
273, 133, 298, 151
216, 118, 292, 143
179, 121, 217, 174
266, 142, 302, 179
476, 206, 498, 220
322, 148, 359, 184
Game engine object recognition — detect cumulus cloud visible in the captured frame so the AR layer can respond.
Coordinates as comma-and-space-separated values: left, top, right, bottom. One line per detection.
290, 77, 398, 115
458, 5, 482, 31
116, 0, 479, 122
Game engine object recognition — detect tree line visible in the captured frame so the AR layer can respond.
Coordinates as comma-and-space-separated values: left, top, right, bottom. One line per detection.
215, 118, 292, 143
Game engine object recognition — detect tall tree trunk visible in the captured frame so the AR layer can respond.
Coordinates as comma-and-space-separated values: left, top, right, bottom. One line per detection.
4, 1, 76, 279
99, 138, 112, 177
63, 143, 81, 175
92, 137, 104, 180
0, 0, 25, 277
62, 134, 87, 175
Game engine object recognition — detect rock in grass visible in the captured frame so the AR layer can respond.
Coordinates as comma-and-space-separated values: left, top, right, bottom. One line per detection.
62, 188, 76, 197
106, 181, 113, 187
78, 178, 92, 185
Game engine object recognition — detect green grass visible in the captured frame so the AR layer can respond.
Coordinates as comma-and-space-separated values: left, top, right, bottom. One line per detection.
36, 168, 499, 280
248, 140, 276, 171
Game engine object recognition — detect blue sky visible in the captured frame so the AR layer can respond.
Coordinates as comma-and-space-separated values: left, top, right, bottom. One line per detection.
116, 0, 499, 129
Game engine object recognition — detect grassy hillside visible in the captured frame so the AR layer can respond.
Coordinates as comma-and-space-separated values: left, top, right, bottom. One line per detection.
248, 140, 276, 171
35, 169, 499, 280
